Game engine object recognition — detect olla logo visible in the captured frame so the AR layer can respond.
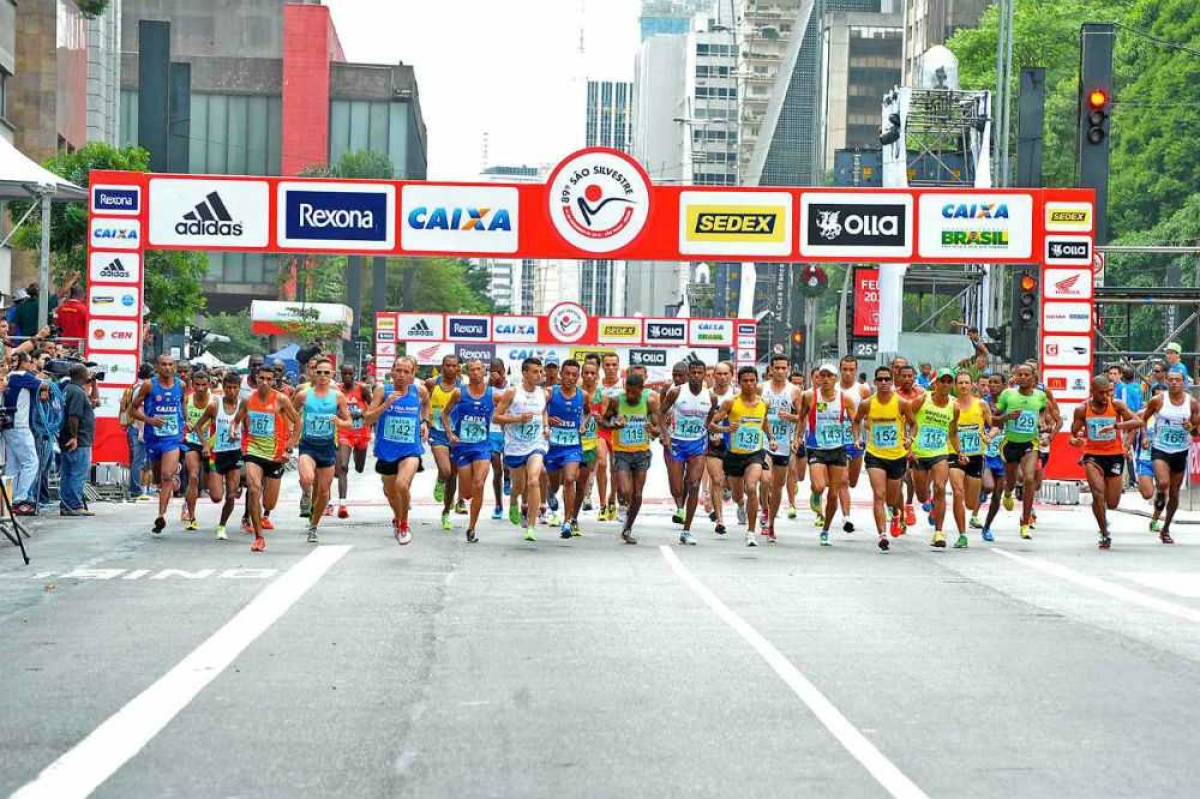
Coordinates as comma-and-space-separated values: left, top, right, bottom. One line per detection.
547, 149, 650, 254
548, 302, 588, 343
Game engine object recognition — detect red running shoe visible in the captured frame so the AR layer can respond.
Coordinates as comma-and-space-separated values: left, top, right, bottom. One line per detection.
337, 505, 349, 519
890, 514, 904, 538
241, 520, 253, 535
903, 505, 916, 526
261, 516, 275, 531
250, 536, 266, 552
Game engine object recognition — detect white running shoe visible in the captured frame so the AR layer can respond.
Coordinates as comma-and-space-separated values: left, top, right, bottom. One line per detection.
745, 531, 757, 547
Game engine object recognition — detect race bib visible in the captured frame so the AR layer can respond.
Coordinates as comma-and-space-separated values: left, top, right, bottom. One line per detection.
305, 414, 334, 440
816, 420, 844, 449
1012, 410, 1038, 434
732, 425, 762, 452
216, 419, 239, 449
384, 416, 417, 443
1157, 423, 1187, 448
1086, 416, 1116, 442
770, 418, 791, 444
985, 434, 1001, 457
871, 421, 899, 449
620, 418, 647, 447
842, 419, 854, 445
460, 417, 488, 444
582, 415, 597, 440
431, 407, 445, 431
958, 426, 981, 454
514, 420, 542, 443
350, 408, 365, 430
917, 426, 947, 451
248, 411, 275, 439
674, 415, 705, 439
550, 425, 580, 446
158, 413, 180, 438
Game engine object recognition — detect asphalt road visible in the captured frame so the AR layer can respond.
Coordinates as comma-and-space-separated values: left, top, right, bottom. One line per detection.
4, 451, 1200, 798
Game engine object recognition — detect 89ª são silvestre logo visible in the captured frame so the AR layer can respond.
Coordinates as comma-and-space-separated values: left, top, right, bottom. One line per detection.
547, 149, 650, 254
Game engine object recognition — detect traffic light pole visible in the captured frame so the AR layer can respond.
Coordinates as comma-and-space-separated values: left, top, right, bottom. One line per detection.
1077, 22, 1115, 246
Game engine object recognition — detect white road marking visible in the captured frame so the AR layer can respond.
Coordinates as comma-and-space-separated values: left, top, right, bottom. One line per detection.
10, 545, 351, 799
1118, 572, 1200, 598
659, 546, 928, 799
991, 547, 1200, 623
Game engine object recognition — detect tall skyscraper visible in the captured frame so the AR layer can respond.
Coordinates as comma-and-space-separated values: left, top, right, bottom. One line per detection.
639, 0, 717, 41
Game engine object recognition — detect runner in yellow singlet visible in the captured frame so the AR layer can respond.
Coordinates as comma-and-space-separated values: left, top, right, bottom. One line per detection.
948, 370, 992, 546
710, 365, 778, 548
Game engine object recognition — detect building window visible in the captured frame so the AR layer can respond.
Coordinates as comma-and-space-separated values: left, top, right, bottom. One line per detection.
0, 69, 7, 120
520, 259, 535, 314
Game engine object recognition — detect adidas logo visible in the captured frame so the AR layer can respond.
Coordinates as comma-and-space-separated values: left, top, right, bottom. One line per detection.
407, 319, 435, 337
1055, 274, 1080, 293
99, 258, 131, 279
175, 191, 244, 236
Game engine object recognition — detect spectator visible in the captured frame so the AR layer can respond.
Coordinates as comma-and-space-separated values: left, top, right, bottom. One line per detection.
1145, 360, 1169, 396
917, 362, 934, 389
240, 354, 265, 401
1164, 342, 1192, 384
121, 363, 154, 501
4, 350, 44, 514
14, 277, 71, 341
55, 283, 88, 347
5, 288, 29, 337
1120, 366, 1145, 412
296, 339, 324, 372
58, 363, 96, 516
31, 371, 64, 510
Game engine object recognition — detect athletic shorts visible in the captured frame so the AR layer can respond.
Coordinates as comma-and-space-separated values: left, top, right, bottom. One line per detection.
949, 454, 984, 479
504, 450, 545, 470
1081, 453, 1125, 477
340, 430, 371, 451
489, 431, 505, 455
213, 449, 243, 475
768, 452, 790, 468
707, 436, 728, 460
845, 440, 864, 460
723, 450, 765, 478
793, 444, 807, 460
452, 444, 492, 469
1136, 459, 1155, 479
145, 440, 182, 462
245, 454, 285, 480
1002, 440, 1035, 464
865, 453, 907, 481
582, 448, 597, 467
428, 427, 451, 448
670, 437, 707, 462
1152, 448, 1189, 476
545, 445, 584, 473
375, 455, 419, 476
985, 455, 1005, 476
299, 440, 337, 469
612, 449, 652, 473
809, 447, 847, 468
182, 441, 205, 455
1038, 449, 1050, 468
913, 454, 948, 471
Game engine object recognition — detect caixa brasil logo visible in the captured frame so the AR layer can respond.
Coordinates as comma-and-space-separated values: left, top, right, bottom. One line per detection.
939, 202, 1011, 248
548, 150, 650, 254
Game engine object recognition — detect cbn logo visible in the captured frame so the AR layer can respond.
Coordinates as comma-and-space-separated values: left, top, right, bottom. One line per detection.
687, 205, 786, 242
941, 203, 1009, 219
408, 207, 512, 232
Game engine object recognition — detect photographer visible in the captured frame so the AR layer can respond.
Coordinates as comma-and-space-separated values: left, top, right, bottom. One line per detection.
3, 350, 43, 515
58, 363, 96, 517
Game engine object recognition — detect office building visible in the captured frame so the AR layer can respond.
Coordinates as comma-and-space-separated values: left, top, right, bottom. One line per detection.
901, 0, 991, 85
118, 0, 427, 312
639, 0, 716, 41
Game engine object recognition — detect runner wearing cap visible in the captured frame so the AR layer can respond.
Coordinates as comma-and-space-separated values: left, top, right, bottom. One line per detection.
979, 371, 1009, 542
909, 368, 956, 547
836, 355, 871, 530
595, 352, 623, 521
788, 370, 808, 519
1164, 342, 1192, 385
801, 362, 856, 546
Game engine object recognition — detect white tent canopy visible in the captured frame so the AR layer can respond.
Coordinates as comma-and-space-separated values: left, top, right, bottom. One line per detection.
0, 135, 86, 201
188, 350, 228, 369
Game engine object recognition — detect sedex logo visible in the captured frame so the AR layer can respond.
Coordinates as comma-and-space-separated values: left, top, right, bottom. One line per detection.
176, 192, 243, 237
285, 190, 388, 242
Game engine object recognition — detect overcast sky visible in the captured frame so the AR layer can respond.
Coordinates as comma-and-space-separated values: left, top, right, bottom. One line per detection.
324, 0, 642, 180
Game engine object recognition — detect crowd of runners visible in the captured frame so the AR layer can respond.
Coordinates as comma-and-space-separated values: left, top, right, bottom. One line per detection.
128, 348, 1200, 553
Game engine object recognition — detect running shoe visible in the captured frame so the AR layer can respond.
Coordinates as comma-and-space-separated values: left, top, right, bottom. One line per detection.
904, 505, 916, 526
548, 494, 559, 513
809, 492, 823, 515
466, 529, 478, 544
307, 526, 319, 544
215, 525, 227, 540
607, 503, 617, 521
723, 487, 732, 502
931, 530, 947, 548
708, 511, 718, 522
617, 507, 627, 527
681, 531, 697, 546
928, 511, 936, 528
1002, 493, 1015, 512
337, 505, 349, 519
877, 535, 890, 552
261, 516, 275, 531
1160, 530, 1175, 545
152, 516, 165, 535
582, 499, 594, 512
760, 514, 769, 530
736, 503, 747, 526
537, 506, 549, 525
241, 519, 254, 535
1019, 524, 1032, 540
455, 499, 467, 515
434, 480, 445, 503
889, 514, 904, 538
549, 511, 562, 527
978, 490, 989, 506
561, 523, 573, 539
921, 500, 933, 514
250, 536, 266, 552
715, 523, 727, 536
441, 512, 451, 531
969, 514, 982, 529
1150, 519, 1162, 533
981, 527, 994, 543
398, 523, 412, 546
745, 531, 757, 547
571, 520, 581, 537
503, 476, 511, 496
509, 504, 522, 526
523, 527, 537, 542
819, 531, 830, 547
1029, 512, 1037, 530
672, 508, 685, 525
954, 534, 969, 549
492, 506, 504, 521
187, 518, 200, 532
843, 521, 855, 534
787, 505, 797, 520
597, 505, 611, 521
136, 493, 153, 502
1098, 534, 1112, 550
621, 529, 638, 545
766, 528, 776, 544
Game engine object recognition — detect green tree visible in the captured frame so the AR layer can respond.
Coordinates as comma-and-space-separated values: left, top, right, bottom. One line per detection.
10, 142, 209, 327
387, 257, 495, 313
201, 312, 270, 363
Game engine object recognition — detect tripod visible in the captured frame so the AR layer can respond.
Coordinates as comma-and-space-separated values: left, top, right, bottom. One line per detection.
0, 472, 31, 565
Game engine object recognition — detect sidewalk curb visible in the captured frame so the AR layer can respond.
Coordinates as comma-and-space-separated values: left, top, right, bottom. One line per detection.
1114, 505, 1200, 525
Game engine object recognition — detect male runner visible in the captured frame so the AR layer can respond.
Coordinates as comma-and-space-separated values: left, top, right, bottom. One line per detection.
364, 357, 428, 545
544, 359, 588, 539
578, 358, 601, 520
910, 369, 955, 548
994, 364, 1049, 540
661, 360, 694, 525
711, 366, 775, 547
595, 352, 624, 520
543, 359, 560, 388
853, 366, 916, 551
1140, 375, 1196, 542
493, 357, 549, 542
947, 370, 991, 547
442, 359, 496, 543
603, 372, 662, 545
660, 359, 712, 545
788, 370, 808, 518
895, 363, 925, 527
180, 370, 215, 531
703, 362, 736, 534
335, 363, 372, 519
978, 372, 1009, 541
192, 373, 244, 539
232, 363, 300, 551
130, 353, 186, 535
488, 358, 509, 519
291, 357, 352, 543
834, 355, 871, 528
801, 363, 856, 546
426, 354, 464, 529
761, 354, 801, 539
1070, 375, 1141, 549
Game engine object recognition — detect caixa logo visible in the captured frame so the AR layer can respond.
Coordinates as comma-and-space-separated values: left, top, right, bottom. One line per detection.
448, 317, 490, 340
90, 218, 141, 250
495, 323, 536, 336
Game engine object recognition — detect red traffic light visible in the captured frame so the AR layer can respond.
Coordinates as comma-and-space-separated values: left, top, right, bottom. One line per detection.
1087, 88, 1109, 110
1019, 273, 1037, 292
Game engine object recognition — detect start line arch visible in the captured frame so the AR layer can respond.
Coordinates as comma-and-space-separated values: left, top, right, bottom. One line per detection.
85, 147, 1095, 476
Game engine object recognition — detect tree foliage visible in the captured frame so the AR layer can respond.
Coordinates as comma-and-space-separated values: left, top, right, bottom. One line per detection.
387, 258, 495, 314
201, 312, 270, 363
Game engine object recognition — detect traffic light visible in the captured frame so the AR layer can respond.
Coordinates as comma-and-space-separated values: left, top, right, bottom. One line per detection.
1084, 87, 1110, 145
985, 324, 1008, 358
1009, 270, 1038, 363
798, 265, 828, 297
790, 329, 804, 366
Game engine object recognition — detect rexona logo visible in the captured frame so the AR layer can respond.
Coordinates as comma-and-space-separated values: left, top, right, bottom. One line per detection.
799, 194, 912, 258
679, 191, 792, 257
548, 149, 650, 254
548, 302, 589, 343
278, 183, 395, 250
401, 185, 519, 254
148, 178, 269, 247
91, 185, 141, 216
447, 317, 490, 340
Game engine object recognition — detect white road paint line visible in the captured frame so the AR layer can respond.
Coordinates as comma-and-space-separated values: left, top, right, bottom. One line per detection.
1118, 572, 1200, 599
991, 547, 1200, 624
659, 546, 928, 799
10, 545, 352, 799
